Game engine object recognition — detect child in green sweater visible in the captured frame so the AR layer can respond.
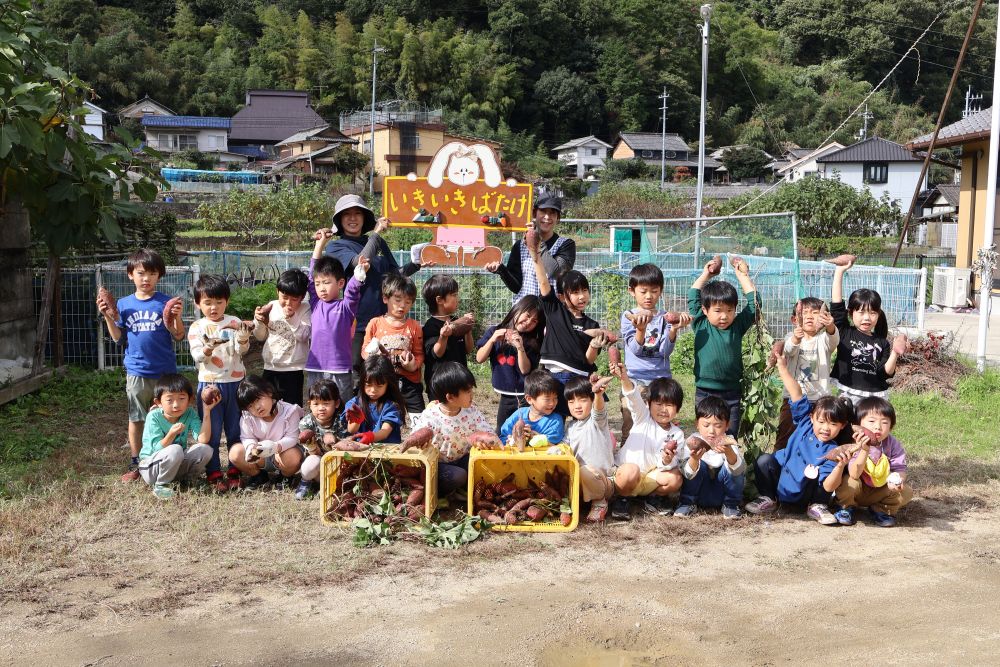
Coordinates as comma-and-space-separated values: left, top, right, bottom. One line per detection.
688, 255, 760, 437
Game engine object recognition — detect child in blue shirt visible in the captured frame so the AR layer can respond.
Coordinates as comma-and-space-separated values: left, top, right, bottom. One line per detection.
499, 369, 565, 447
746, 349, 856, 525
344, 355, 406, 445
98, 249, 186, 484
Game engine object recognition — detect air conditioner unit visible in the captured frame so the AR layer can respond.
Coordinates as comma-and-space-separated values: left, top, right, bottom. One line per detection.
933, 266, 972, 308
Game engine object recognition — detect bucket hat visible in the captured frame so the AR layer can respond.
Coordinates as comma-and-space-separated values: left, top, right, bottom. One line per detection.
332, 194, 377, 236
533, 193, 563, 214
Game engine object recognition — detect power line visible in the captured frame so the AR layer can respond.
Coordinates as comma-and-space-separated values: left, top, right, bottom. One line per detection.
792, 5, 993, 46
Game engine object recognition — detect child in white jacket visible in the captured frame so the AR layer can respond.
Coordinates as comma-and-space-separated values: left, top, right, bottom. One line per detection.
609, 358, 686, 520
677, 395, 746, 519
564, 375, 616, 523
229, 376, 305, 489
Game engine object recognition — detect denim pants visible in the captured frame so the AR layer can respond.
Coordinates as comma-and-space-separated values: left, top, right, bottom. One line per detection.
754, 452, 832, 506
197, 380, 242, 475
695, 387, 742, 437
680, 463, 745, 509
438, 453, 469, 496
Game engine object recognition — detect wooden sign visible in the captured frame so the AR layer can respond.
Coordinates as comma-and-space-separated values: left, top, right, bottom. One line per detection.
382, 141, 532, 231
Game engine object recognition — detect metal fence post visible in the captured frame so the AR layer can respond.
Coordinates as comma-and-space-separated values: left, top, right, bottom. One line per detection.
96, 265, 105, 371
917, 267, 927, 330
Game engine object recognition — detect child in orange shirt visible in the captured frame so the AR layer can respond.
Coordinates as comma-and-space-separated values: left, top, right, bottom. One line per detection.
362, 274, 425, 413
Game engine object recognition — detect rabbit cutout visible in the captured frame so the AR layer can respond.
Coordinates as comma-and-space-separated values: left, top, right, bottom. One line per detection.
426, 141, 503, 188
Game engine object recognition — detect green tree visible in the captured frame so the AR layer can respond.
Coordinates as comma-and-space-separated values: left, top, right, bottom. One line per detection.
719, 147, 771, 181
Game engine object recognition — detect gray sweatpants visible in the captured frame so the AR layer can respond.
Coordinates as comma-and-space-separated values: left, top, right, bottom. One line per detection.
139, 443, 212, 486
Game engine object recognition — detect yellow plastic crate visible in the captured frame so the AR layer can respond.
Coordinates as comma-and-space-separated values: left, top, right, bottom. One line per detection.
319, 444, 439, 526
467, 445, 580, 532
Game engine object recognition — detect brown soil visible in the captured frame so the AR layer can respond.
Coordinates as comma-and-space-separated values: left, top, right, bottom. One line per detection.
2, 388, 999, 665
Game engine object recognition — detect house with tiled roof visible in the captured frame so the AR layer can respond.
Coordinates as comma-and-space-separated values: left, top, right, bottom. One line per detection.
816, 137, 926, 204
553, 135, 612, 178
141, 115, 247, 164
270, 124, 358, 175
610, 132, 719, 181
229, 90, 326, 153
776, 142, 844, 182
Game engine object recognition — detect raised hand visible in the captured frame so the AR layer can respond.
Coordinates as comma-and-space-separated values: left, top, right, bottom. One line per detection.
730, 256, 749, 275
484, 261, 500, 274
892, 333, 909, 356
313, 228, 335, 242
373, 216, 391, 235
255, 302, 273, 324
705, 255, 722, 276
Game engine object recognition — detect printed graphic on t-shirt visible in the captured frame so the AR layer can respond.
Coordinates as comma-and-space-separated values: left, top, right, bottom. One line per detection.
125, 309, 164, 333
797, 347, 819, 382
848, 338, 882, 376
267, 319, 296, 358
636, 326, 661, 356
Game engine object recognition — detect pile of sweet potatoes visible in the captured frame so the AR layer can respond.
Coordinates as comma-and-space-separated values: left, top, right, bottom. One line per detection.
325, 459, 427, 525
472, 468, 573, 527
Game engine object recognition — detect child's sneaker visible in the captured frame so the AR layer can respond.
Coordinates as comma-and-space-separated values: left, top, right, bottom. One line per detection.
807, 503, 838, 525
226, 467, 242, 491
871, 510, 897, 527
207, 470, 228, 493
745, 496, 777, 515
121, 461, 141, 483
641, 495, 663, 515
585, 500, 608, 523
834, 506, 856, 526
610, 496, 631, 521
721, 505, 742, 520
245, 471, 270, 489
294, 479, 314, 500
674, 503, 697, 518
152, 484, 174, 500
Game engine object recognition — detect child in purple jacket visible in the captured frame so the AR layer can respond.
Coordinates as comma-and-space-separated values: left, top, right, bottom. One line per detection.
305, 229, 369, 402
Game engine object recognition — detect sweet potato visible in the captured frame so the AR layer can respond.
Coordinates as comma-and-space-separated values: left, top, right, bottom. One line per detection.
608, 345, 621, 366
299, 429, 315, 444
473, 480, 484, 505
825, 254, 856, 267
503, 509, 525, 525
391, 464, 423, 479
478, 509, 493, 520
560, 512, 573, 526
706, 255, 722, 276
469, 431, 501, 449
822, 443, 860, 462
400, 426, 433, 452
486, 513, 504, 524
665, 311, 681, 325
525, 505, 549, 522
200, 385, 221, 405
892, 333, 909, 356
406, 488, 424, 507
858, 426, 881, 445
475, 500, 498, 512
407, 506, 422, 522
162, 296, 182, 329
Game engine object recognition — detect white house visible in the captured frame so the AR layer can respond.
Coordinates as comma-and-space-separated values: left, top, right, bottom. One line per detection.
140, 115, 246, 163
553, 135, 612, 178
119, 96, 176, 120
776, 142, 844, 182
815, 137, 925, 205
81, 101, 106, 141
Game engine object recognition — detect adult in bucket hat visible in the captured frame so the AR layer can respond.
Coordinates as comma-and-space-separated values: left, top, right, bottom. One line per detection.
324, 194, 423, 376
485, 192, 576, 304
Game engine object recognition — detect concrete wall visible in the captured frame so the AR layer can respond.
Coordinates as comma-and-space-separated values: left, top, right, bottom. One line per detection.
0, 197, 36, 384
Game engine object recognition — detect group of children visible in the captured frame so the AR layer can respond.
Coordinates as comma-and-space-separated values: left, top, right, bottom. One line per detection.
102, 217, 913, 526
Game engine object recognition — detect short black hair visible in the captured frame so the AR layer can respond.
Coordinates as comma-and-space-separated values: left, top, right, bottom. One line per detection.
153, 373, 194, 400
855, 396, 897, 428
647, 377, 683, 409
382, 273, 417, 300
695, 395, 730, 423
237, 375, 280, 411
629, 263, 664, 290
794, 296, 826, 316
127, 248, 166, 278
430, 361, 477, 403
422, 274, 459, 313
812, 395, 855, 428
700, 280, 738, 309
563, 376, 594, 402
312, 256, 345, 281
524, 369, 560, 399
194, 274, 230, 302
308, 379, 342, 404
558, 270, 589, 295
276, 268, 308, 298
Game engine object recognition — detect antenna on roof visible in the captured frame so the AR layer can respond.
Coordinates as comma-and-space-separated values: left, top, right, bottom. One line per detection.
963, 85, 983, 118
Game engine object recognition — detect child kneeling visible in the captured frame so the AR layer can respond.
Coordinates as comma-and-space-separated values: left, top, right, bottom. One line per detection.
676, 396, 746, 519
833, 397, 913, 527
139, 374, 218, 499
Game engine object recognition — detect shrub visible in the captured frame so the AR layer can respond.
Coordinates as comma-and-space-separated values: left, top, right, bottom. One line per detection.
200, 183, 335, 247
227, 283, 277, 321
574, 181, 688, 219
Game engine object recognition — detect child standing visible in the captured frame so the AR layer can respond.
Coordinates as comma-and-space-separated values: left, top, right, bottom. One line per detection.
527, 232, 601, 416
830, 257, 906, 406
408, 362, 498, 497
608, 358, 686, 520
345, 356, 406, 445
296, 379, 357, 499
138, 374, 217, 499
97, 249, 185, 483
498, 370, 566, 447
306, 229, 369, 403
564, 375, 616, 523
676, 396, 745, 519
422, 274, 475, 401
620, 263, 692, 440
230, 376, 305, 489
254, 268, 311, 406
689, 256, 760, 436
775, 298, 838, 450
746, 351, 855, 525
833, 397, 913, 527
188, 274, 251, 492
475, 296, 545, 429
363, 274, 425, 413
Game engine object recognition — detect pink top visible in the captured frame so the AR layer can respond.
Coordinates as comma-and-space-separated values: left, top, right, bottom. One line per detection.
240, 400, 306, 453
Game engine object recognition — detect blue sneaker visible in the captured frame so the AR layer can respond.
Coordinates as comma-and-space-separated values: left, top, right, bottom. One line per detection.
721, 505, 742, 520
294, 479, 314, 500
673, 504, 697, 518
834, 507, 855, 526
872, 510, 897, 527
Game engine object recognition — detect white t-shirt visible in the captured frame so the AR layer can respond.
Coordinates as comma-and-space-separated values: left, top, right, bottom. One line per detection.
783, 329, 839, 401
566, 406, 615, 474
614, 384, 686, 474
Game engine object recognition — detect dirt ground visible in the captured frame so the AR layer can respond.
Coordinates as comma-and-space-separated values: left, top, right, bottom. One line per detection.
3, 388, 1000, 666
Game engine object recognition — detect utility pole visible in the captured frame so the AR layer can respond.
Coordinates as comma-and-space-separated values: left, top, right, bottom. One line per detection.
857, 104, 873, 141
659, 87, 669, 187
694, 4, 711, 268
368, 38, 386, 197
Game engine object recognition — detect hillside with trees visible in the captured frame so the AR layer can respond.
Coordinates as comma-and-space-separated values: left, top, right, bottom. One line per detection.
44, 0, 997, 158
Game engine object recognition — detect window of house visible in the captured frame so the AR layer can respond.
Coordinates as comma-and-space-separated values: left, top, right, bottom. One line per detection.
590, 148, 598, 156
641, 150, 654, 158
362, 139, 372, 153
178, 134, 198, 150
863, 162, 888, 184
208, 134, 226, 150
400, 134, 420, 150
156, 133, 173, 150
